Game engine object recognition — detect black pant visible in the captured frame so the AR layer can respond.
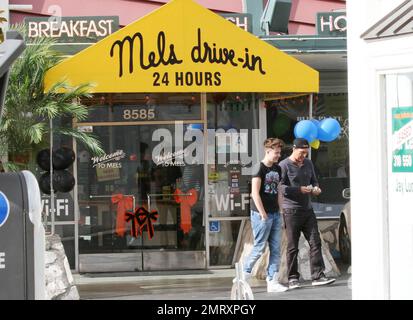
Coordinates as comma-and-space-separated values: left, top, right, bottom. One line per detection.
283, 209, 325, 281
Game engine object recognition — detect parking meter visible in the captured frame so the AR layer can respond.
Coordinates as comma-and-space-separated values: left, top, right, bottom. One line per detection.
0, 171, 45, 300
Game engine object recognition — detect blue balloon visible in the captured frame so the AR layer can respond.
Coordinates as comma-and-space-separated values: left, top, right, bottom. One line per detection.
318, 118, 341, 142
223, 124, 237, 131
187, 123, 203, 131
310, 119, 320, 128
294, 120, 318, 143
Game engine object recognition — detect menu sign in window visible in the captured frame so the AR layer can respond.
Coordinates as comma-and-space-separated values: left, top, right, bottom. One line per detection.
392, 107, 413, 172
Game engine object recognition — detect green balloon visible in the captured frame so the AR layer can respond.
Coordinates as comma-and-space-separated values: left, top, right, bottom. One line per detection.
272, 114, 291, 137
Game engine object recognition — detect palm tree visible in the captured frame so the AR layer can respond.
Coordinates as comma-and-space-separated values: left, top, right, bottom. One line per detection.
0, 24, 104, 172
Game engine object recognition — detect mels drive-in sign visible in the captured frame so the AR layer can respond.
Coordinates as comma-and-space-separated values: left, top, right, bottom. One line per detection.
44, 0, 318, 93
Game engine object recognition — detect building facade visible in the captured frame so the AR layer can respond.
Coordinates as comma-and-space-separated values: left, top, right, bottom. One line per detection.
348, 0, 413, 300
8, 0, 349, 273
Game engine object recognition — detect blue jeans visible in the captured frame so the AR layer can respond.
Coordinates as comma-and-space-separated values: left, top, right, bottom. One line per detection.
243, 210, 282, 280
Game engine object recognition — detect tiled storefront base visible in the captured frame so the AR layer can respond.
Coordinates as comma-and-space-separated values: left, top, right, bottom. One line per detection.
79, 251, 206, 273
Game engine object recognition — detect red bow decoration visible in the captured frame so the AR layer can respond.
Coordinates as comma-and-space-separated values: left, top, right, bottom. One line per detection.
174, 188, 198, 235
125, 211, 141, 238
135, 207, 159, 240
111, 194, 133, 237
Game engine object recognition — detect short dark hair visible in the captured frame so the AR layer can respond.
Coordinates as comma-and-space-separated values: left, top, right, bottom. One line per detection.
264, 138, 284, 149
293, 138, 309, 149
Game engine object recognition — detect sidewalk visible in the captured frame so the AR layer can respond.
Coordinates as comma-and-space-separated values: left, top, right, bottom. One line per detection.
74, 269, 352, 300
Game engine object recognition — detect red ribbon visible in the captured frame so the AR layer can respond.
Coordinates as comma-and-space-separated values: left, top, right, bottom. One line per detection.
125, 206, 158, 240
136, 207, 158, 240
174, 188, 198, 235
111, 194, 133, 237
125, 211, 141, 238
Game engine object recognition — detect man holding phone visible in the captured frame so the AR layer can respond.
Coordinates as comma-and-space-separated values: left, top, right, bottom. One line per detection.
279, 138, 335, 289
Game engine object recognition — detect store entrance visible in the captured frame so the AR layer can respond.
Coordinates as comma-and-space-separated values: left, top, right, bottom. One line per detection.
75, 94, 206, 272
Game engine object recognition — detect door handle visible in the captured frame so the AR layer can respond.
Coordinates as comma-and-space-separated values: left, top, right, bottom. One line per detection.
147, 193, 193, 210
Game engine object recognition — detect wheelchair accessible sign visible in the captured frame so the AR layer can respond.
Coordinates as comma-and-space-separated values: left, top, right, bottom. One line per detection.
209, 221, 220, 233
0, 191, 10, 228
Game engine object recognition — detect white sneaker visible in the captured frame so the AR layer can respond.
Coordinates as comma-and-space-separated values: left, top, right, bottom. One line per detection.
267, 278, 288, 293
232, 271, 252, 284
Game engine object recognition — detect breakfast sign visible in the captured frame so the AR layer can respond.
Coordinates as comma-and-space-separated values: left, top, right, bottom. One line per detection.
44, 0, 318, 93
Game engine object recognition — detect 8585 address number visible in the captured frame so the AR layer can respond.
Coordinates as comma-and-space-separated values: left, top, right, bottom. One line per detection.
122, 108, 155, 120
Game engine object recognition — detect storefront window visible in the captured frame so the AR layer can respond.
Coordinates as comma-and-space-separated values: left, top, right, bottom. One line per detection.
77, 94, 205, 259
385, 71, 413, 289
266, 93, 350, 218
209, 220, 242, 265
79, 93, 201, 123
385, 72, 413, 179
206, 93, 259, 218
206, 93, 259, 266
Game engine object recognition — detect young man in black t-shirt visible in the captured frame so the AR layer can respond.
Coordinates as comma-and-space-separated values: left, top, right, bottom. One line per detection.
241, 138, 288, 293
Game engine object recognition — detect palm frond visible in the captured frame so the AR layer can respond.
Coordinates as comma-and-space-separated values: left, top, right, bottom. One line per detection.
1, 162, 20, 172
1, 24, 103, 167
0, 118, 13, 131
34, 100, 59, 119
57, 82, 94, 99
56, 102, 89, 120
27, 122, 46, 144
59, 128, 105, 156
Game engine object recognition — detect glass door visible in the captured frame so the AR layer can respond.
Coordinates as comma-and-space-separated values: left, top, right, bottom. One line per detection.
206, 93, 260, 267
385, 71, 413, 298
75, 93, 206, 272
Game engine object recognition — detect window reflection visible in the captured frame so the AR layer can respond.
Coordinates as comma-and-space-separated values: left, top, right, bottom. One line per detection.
206, 93, 259, 219
80, 93, 201, 122
209, 220, 242, 266
266, 93, 350, 218
77, 123, 205, 254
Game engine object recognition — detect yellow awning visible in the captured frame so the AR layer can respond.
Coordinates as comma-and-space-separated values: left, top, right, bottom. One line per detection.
44, 0, 318, 93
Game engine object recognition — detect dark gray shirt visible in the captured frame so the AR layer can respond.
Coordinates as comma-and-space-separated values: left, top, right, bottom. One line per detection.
278, 157, 318, 210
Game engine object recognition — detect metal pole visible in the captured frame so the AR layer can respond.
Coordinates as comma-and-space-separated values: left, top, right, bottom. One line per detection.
309, 94, 313, 160
50, 118, 55, 234
89, 194, 136, 212
201, 92, 210, 269
146, 193, 191, 211
73, 138, 79, 272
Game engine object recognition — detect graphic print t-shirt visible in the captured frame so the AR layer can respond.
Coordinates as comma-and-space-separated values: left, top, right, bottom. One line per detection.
250, 162, 281, 213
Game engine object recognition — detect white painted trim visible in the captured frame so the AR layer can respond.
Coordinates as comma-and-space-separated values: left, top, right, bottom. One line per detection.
348, 0, 413, 299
